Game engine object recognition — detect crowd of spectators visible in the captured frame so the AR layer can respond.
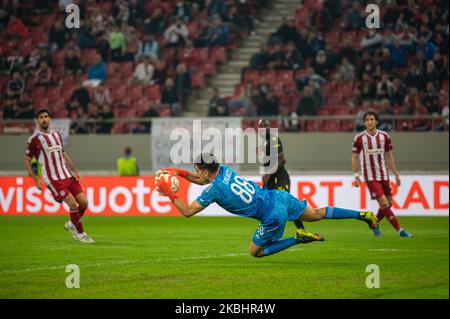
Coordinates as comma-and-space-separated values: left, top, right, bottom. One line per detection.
1, 0, 266, 133
213, 0, 448, 132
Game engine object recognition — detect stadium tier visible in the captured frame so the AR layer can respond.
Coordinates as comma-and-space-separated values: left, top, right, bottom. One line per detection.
0, 0, 448, 133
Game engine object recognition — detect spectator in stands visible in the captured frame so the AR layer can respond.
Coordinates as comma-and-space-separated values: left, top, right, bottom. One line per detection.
360, 30, 383, 52
3, 97, 19, 119
382, 29, 397, 47
109, 24, 126, 62
248, 42, 270, 70
338, 57, 355, 81
34, 60, 53, 86
209, 98, 229, 117
281, 41, 302, 70
377, 73, 394, 99
112, 0, 130, 24
404, 62, 424, 90
97, 32, 110, 62
258, 90, 279, 116
87, 54, 106, 81
5, 14, 28, 39
6, 71, 25, 99
92, 82, 113, 109
128, 0, 144, 26
70, 105, 90, 134
355, 100, 371, 131
386, 41, 409, 68
6, 48, 24, 73
396, 26, 416, 47
152, 59, 167, 85
297, 86, 317, 116
144, 7, 166, 34
343, 2, 363, 31
378, 98, 395, 131
208, 15, 229, 47
164, 17, 189, 48
224, 5, 244, 35
359, 72, 377, 100
257, 75, 271, 98
413, 50, 427, 72
403, 87, 421, 114
306, 29, 325, 56
96, 104, 114, 134
174, 63, 191, 111
228, 84, 256, 116
432, 51, 447, 82
278, 105, 299, 132
423, 60, 440, 89
49, 19, 66, 50
416, 35, 436, 61
311, 50, 332, 79
76, 20, 95, 49
267, 42, 284, 70
70, 81, 90, 111
422, 82, 440, 115
173, 0, 191, 22
207, 87, 225, 116
161, 78, 180, 115
358, 51, 376, 79
311, 1, 332, 32
130, 56, 154, 85
441, 105, 449, 131
64, 48, 82, 75
273, 17, 299, 45
390, 77, 408, 106
296, 27, 311, 58
379, 48, 394, 72
25, 48, 41, 73
136, 34, 159, 60
338, 37, 358, 65
308, 79, 324, 107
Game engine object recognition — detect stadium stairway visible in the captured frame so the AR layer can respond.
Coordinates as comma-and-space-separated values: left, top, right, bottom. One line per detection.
185, 0, 301, 116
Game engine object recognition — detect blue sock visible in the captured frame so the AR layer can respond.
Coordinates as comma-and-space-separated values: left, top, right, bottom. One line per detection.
325, 206, 361, 219
260, 237, 301, 257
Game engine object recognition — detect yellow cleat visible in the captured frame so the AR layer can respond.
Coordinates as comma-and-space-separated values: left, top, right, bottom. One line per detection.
360, 211, 378, 229
296, 228, 325, 243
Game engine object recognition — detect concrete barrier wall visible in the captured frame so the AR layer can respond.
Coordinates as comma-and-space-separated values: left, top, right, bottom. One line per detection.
0, 132, 448, 172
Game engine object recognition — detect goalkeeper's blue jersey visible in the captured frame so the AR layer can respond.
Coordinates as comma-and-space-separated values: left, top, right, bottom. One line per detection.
196, 164, 274, 221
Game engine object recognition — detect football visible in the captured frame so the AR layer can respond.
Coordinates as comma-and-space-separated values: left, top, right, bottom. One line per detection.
156, 172, 179, 193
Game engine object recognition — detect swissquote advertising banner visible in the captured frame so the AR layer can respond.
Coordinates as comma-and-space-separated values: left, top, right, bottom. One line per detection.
0, 175, 448, 216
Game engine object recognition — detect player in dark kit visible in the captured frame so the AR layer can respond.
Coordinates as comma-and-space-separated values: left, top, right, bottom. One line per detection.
258, 119, 304, 229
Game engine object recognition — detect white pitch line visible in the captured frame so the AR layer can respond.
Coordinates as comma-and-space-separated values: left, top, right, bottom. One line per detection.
1, 247, 448, 276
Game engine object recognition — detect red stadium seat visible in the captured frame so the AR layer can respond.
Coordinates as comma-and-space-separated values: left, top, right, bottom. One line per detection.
128, 85, 143, 100
210, 47, 227, 64
191, 71, 205, 89
260, 70, 277, 85
201, 61, 216, 76
145, 85, 161, 101
243, 70, 259, 86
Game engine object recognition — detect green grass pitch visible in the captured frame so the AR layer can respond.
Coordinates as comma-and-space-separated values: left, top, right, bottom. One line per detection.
0, 216, 448, 299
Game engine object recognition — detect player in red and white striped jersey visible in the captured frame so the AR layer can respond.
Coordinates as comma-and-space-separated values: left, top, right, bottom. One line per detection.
352, 110, 413, 238
24, 108, 94, 243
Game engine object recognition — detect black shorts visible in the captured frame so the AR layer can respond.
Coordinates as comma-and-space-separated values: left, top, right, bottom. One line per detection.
266, 168, 291, 192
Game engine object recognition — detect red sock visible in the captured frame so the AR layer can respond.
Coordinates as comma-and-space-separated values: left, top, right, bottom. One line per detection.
70, 209, 84, 233
376, 208, 385, 222
380, 206, 401, 231
78, 206, 86, 217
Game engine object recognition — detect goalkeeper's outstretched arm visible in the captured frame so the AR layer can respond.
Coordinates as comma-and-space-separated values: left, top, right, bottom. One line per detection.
172, 198, 205, 218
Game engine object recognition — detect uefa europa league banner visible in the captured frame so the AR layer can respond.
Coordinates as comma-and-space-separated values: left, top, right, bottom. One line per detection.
0, 175, 448, 216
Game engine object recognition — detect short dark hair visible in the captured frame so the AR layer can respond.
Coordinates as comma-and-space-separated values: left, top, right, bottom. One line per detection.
363, 110, 379, 122
194, 153, 219, 174
35, 108, 52, 119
